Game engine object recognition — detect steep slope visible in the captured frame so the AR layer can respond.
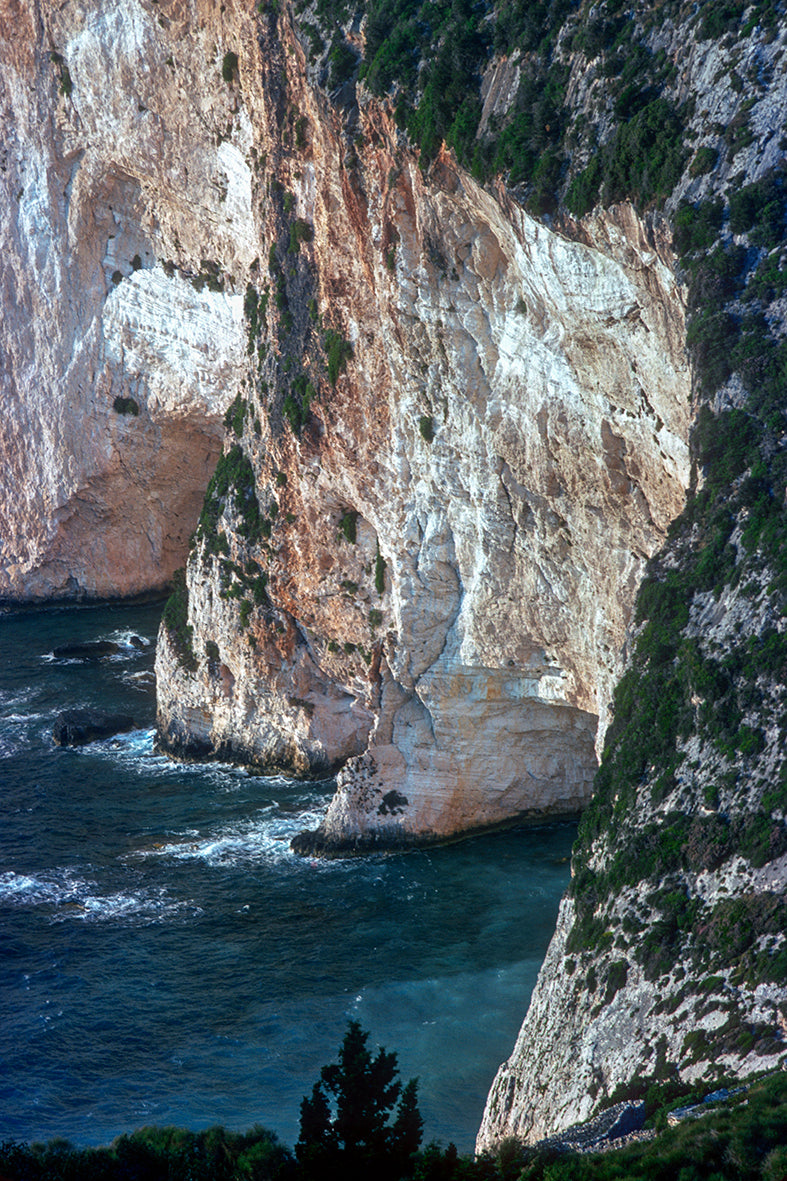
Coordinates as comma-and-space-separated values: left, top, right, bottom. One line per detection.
156, 3, 690, 848
478, 4, 787, 1149
0, 0, 259, 600
7, 0, 787, 1147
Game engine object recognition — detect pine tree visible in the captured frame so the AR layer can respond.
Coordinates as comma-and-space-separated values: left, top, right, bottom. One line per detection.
296, 1021, 423, 1180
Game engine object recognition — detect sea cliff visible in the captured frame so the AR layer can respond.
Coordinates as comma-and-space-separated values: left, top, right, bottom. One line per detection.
5, 0, 787, 1148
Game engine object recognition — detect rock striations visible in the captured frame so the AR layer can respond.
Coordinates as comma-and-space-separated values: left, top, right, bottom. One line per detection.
8, 0, 787, 1154
153, 3, 690, 852
0, 0, 256, 600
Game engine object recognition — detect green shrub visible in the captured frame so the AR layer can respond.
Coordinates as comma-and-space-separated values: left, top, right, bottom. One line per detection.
288, 218, 314, 253
375, 548, 386, 595
224, 393, 247, 438
222, 50, 239, 83
112, 396, 140, 416
418, 415, 435, 443
162, 568, 197, 672
685, 310, 736, 395
324, 329, 353, 385
339, 509, 357, 544
673, 199, 724, 257
198, 445, 261, 550
329, 38, 356, 87
689, 145, 718, 177
728, 175, 786, 247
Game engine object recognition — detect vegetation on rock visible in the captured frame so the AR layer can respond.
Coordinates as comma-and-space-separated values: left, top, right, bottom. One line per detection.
3, 1050, 787, 1180
161, 567, 197, 672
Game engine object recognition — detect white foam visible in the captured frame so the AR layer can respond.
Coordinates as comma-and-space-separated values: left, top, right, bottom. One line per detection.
0, 686, 38, 712
0, 868, 202, 924
104, 629, 152, 650
131, 804, 330, 869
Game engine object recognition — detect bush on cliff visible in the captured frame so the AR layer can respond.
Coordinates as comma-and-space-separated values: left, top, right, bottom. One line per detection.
161, 567, 198, 673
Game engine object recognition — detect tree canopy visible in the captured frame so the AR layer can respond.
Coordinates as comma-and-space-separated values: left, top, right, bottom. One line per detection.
296, 1020, 423, 1180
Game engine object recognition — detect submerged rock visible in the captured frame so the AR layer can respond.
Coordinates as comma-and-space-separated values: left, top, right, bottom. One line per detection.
53, 709, 135, 746
52, 641, 121, 660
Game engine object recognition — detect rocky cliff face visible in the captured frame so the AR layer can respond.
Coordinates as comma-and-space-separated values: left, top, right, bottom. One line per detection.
155, 4, 690, 850
477, 7, 787, 1150
10, 0, 787, 1152
0, 0, 259, 600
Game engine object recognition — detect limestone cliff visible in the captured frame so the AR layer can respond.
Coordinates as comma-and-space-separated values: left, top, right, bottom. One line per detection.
9, 0, 787, 1150
477, 5, 787, 1150
0, 0, 259, 599
155, 4, 690, 850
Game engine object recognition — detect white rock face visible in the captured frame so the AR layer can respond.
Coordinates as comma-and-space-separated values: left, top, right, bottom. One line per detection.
155, 18, 691, 848
0, 0, 256, 599
317, 182, 690, 845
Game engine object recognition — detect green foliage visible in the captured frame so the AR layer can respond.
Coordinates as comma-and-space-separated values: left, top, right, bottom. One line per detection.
685, 310, 736, 396
599, 98, 688, 209
692, 406, 761, 490
0, 1124, 292, 1181
418, 416, 435, 443
283, 374, 317, 433
339, 508, 358, 544
673, 199, 724, 257
224, 393, 247, 438
222, 50, 239, 83
698, 0, 746, 38
288, 218, 314, 254
190, 259, 224, 292
567, 95, 686, 214
566, 155, 603, 217
329, 38, 357, 88
6, 1063, 787, 1181
728, 174, 786, 248
112, 396, 140, 416
162, 568, 197, 672
198, 445, 261, 552
485, 60, 569, 191
245, 284, 262, 354
324, 329, 353, 385
375, 548, 386, 595
689, 145, 718, 177
295, 1020, 423, 1181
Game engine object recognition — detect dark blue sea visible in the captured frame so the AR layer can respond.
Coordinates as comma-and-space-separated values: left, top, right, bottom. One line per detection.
0, 602, 574, 1154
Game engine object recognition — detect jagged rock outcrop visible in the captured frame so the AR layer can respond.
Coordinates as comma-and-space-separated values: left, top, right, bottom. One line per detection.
0, 0, 256, 600
155, 5, 690, 849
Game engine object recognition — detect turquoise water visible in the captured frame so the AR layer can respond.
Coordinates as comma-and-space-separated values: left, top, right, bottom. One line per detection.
0, 603, 575, 1153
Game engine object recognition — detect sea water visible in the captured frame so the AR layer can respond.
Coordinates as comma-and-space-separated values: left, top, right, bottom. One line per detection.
0, 602, 575, 1154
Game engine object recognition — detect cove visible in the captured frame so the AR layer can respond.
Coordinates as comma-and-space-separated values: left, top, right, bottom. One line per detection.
0, 602, 574, 1154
